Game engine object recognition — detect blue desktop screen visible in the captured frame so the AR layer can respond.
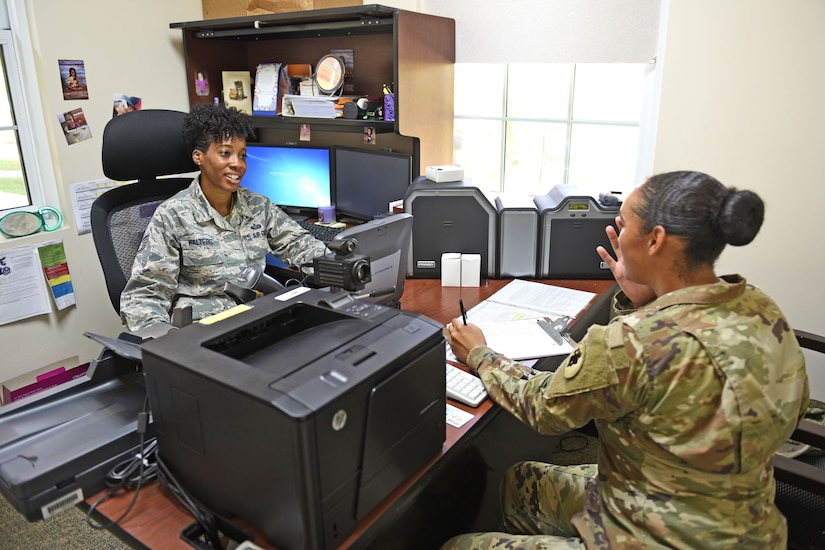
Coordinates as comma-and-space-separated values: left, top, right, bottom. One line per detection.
243, 145, 332, 211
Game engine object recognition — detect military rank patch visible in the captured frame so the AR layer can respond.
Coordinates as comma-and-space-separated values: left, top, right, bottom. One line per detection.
564, 345, 584, 379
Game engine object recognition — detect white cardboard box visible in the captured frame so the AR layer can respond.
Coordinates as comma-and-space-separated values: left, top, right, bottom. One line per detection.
441, 253, 462, 287
460, 254, 481, 287
426, 165, 464, 183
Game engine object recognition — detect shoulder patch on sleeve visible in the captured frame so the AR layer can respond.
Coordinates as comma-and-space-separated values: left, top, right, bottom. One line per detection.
563, 345, 584, 379
548, 324, 619, 396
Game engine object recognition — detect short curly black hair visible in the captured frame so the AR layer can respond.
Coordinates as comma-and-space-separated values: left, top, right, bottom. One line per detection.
181, 103, 255, 154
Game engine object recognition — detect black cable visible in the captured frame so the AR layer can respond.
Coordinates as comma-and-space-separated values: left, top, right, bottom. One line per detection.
156, 454, 223, 549
85, 397, 154, 531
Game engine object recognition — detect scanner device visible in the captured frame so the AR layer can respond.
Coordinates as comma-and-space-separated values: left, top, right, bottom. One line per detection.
224, 264, 286, 304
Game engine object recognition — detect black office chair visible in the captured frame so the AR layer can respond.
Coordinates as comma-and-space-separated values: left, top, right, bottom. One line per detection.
91, 109, 196, 314
773, 329, 825, 549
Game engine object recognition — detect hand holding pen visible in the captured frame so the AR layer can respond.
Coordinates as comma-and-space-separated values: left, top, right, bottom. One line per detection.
445, 299, 487, 365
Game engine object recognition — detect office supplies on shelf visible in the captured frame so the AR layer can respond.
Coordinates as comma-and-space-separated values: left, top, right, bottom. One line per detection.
281, 94, 340, 118
446, 363, 487, 407
252, 62, 289, 116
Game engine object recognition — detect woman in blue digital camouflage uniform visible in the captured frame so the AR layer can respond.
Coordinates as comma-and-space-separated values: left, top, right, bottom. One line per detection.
444, 171, 810, 549
120, 104, 327, 336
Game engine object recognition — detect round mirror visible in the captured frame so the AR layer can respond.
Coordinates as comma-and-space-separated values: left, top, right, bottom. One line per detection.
314, 54, 346, 96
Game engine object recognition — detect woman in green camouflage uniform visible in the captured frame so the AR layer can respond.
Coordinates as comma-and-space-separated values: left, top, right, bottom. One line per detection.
120, 104, 327, 336
444, 171, 809, 549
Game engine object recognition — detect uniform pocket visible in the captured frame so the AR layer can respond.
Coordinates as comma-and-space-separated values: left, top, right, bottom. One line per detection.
181, 237, 222, 267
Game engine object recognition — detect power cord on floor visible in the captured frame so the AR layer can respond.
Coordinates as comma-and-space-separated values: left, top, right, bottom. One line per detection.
85, 397, 156, 531
156, 454, 224, 548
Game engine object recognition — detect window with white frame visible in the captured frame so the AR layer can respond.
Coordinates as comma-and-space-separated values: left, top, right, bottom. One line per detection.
453, 63, 646, 197
0, 1, 57, 215
0, 30, 29, 211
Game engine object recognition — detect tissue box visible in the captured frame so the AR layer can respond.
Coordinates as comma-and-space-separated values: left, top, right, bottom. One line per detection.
2, 358, 89, 405
426, 165, 464, 183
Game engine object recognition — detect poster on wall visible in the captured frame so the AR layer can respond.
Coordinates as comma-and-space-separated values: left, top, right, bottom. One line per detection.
58, 108, 92, 145
58, 59, 89, 100
112, 93, 142, 118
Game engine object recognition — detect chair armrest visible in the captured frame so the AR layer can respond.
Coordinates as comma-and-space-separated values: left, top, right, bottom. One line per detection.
795, 329, 825, 354
774, 453, 825, 497
790, 419, 825, 449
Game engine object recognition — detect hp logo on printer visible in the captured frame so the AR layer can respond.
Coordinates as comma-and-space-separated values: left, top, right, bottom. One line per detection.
332, 409, 347, 431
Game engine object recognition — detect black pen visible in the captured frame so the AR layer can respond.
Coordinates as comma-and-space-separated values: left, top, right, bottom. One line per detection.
459, 299, 468, 325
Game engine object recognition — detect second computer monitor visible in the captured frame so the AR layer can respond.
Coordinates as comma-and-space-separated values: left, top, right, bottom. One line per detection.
333, 147, 412, 222
243, 144, 332, 216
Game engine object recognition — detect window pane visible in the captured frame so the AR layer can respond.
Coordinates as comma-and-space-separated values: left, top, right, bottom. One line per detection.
507, 64, 572, 120
572, 64, 645, 122
454, 63, 506, 116
454, 118, 503, 191
567, 124, 639, 189
0, 49, 28, 210
504, 121, 567, 196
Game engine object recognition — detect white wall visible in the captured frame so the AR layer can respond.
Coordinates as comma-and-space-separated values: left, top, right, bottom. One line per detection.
0, 0, 201, 388
654, 0, 825, 397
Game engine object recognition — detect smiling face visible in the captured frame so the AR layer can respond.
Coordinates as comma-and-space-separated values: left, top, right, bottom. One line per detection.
193, 137, 247, 199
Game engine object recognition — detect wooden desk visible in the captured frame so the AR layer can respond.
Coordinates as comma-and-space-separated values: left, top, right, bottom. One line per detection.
85, 278, 616, 549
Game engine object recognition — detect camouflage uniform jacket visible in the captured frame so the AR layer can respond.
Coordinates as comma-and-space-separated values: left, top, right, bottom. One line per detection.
466, 275, 809, 549
120, 177, 327, 332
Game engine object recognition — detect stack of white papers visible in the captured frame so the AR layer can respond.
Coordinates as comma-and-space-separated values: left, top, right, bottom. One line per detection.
281, 94, 340, 118
462, 279, 596, 360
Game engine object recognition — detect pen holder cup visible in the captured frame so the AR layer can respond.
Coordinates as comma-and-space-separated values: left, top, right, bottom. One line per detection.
383, 93, 395, 122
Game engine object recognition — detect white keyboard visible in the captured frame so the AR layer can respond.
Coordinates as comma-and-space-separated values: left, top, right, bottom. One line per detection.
446, 363, 488, 407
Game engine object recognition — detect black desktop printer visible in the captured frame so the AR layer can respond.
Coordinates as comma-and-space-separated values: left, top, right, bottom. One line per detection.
141, 287, 446, 549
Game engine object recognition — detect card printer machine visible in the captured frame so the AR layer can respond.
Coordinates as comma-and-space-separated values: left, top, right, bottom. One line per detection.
534, 184, 620, 279
141, 286, 446, 550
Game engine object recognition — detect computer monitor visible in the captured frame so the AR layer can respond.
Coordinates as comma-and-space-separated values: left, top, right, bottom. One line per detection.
243, 144, 332, 217
333, 147, 412, 222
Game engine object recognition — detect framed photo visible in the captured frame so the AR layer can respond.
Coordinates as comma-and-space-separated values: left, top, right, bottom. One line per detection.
222, 70, 252, 114
194, 69, 210, 97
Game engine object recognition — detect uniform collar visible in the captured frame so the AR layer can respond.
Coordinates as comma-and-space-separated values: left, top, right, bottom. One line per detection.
651, 274, 747, 310
189, 176, 255, 225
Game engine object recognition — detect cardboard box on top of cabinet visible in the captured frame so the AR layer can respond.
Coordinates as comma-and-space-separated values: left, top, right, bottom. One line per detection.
202, 0, 360, 19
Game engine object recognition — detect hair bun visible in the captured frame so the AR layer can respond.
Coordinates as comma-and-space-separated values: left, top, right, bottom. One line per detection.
717, 189, 764, 246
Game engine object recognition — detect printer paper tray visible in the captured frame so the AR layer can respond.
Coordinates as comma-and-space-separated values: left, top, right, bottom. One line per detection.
0, 371, 150, 521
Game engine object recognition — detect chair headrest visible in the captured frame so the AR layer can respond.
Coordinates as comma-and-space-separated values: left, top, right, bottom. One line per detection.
102, 109, 197, 181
